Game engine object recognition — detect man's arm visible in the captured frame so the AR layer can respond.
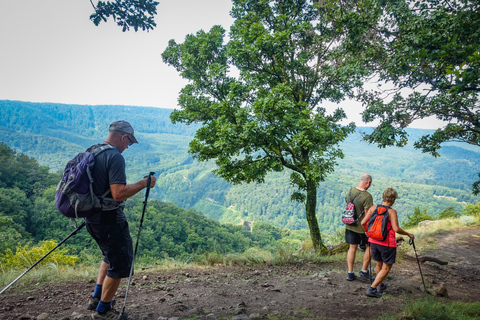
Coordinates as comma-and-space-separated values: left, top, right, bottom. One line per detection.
110, 176, 157, 201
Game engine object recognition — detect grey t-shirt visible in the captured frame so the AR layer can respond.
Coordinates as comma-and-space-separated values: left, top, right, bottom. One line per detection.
85, 144, 127, 224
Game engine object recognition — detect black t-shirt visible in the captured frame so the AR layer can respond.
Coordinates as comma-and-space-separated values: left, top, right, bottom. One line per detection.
85, 144, 127, 224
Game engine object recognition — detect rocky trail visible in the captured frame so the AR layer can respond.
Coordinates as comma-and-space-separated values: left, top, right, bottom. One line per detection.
1, 227, 479, 320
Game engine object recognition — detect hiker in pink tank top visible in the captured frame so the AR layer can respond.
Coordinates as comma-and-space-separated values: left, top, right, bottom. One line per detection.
361, 188, 414, 298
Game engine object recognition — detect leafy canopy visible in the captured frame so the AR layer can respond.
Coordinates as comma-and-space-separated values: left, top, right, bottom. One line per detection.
358, 0, 480, 192
89, 0, 159, 32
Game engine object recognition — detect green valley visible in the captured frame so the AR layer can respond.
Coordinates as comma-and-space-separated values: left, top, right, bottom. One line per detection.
1, 99, 479, 239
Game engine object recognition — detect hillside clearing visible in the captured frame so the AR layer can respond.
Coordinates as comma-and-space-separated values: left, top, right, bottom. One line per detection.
1, 227, 479, 320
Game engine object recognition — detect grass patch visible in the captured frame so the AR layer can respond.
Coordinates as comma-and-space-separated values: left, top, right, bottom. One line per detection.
0, 263, 98, 293
380, 297, 480, 320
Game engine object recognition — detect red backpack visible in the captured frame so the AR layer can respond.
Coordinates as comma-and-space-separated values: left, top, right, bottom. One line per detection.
366, 205, 391, 241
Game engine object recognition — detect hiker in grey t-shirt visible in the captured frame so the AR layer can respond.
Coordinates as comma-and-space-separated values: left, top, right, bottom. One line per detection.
85, 120, 157, 320
345, 173, 373, 282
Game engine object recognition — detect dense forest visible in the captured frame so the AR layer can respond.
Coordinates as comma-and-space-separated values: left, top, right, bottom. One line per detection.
1, 100, 479, 239
0, 142, 306, 264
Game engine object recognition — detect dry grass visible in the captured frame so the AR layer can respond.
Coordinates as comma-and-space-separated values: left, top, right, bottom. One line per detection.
3, 217, 476, 295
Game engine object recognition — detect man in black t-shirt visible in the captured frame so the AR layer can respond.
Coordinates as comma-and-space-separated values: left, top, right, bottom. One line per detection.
86, 120, 157, 320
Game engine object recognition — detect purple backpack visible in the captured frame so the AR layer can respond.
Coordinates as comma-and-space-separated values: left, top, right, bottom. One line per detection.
55, 145, 116, 218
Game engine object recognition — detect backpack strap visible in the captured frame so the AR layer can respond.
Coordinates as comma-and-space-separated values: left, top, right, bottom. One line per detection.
377, 204, 392, 235
377, 204, 390, 213
348, 189, 365, 203
86, 144, 122, 211
88, 144, 115, 156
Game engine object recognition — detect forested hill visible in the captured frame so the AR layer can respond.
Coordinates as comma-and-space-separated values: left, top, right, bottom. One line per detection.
1, 100, 479, 234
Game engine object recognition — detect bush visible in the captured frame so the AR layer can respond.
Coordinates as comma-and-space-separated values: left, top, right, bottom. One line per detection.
0, 240, 78, 271
403, 207, 436, 228
459, 216, 476, 226
438, 206, 461, 219
463, 202, 480, 217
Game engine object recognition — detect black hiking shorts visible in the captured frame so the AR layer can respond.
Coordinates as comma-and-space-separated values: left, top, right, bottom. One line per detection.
371, 243, 396, 265
345, 229, 369, 246
86, 220, 133, 278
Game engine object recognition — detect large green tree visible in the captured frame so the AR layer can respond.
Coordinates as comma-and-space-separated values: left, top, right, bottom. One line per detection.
162, 0, 375, 250
359, 0, 480, 192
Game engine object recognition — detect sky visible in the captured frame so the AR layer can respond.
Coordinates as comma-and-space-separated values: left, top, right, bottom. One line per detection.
0, 0, 445, 129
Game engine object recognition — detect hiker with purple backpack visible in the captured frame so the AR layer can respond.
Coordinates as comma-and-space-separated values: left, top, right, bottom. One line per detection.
85, 121, 157, 319
361, 188, 414, 298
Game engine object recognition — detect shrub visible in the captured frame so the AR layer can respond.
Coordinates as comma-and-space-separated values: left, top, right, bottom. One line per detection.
438, 206, 461, 219
463, 202, 480, 217
403, 207, 435, 228
459, 215, 476, 226
0, 240, 78, 271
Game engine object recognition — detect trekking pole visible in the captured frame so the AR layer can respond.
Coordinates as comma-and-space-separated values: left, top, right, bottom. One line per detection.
409, 238, 428, 293
368, 244, 373, 285
121, 172, 155, 316
0, 221, 86, 295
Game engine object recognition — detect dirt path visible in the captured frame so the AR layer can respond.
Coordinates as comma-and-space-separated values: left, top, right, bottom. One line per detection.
1, 226, 479, 320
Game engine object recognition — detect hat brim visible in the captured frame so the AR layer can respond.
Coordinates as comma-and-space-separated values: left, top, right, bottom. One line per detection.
130, 135, 139, 144
112, 129, 139, 144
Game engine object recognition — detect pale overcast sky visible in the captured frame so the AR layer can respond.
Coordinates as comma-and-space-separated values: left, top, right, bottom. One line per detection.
0, 0, 444, 129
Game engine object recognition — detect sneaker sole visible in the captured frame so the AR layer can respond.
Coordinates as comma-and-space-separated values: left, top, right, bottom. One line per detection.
357, 277, 371, 283
366, 290, 382, 298
87, 299, 116, 311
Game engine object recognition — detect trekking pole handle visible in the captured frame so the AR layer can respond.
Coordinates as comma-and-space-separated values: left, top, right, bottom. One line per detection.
144, 172, 155, 188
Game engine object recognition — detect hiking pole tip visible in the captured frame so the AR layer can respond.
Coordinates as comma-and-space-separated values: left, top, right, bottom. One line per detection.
409, 238, 429, 294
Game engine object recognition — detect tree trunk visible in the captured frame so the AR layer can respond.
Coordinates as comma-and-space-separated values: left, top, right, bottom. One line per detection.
305, 179, 326, 252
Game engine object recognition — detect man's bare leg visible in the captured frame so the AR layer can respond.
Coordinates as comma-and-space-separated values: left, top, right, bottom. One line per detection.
361, 244, 372, 271
347, 244, 358, 272
96, 261, 108, 285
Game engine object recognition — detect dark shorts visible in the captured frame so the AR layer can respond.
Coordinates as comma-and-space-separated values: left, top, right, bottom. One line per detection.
371, 243, 396, 264
86, 221, 133, 278
345, 229, 369, 246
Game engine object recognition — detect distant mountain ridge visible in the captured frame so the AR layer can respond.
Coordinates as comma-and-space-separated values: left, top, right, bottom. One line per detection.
2, 100, 479, 234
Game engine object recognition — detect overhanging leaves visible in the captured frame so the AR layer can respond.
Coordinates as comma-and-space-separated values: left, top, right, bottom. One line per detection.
90, 0, 158, 32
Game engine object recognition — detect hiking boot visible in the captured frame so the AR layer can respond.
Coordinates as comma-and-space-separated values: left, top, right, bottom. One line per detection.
377, 283, 388, 294
346, 272, 357, 281
90, 308, 127, 320
357, 270, 373, 283
87, 297, 116, 311
366, 287, 382, 298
